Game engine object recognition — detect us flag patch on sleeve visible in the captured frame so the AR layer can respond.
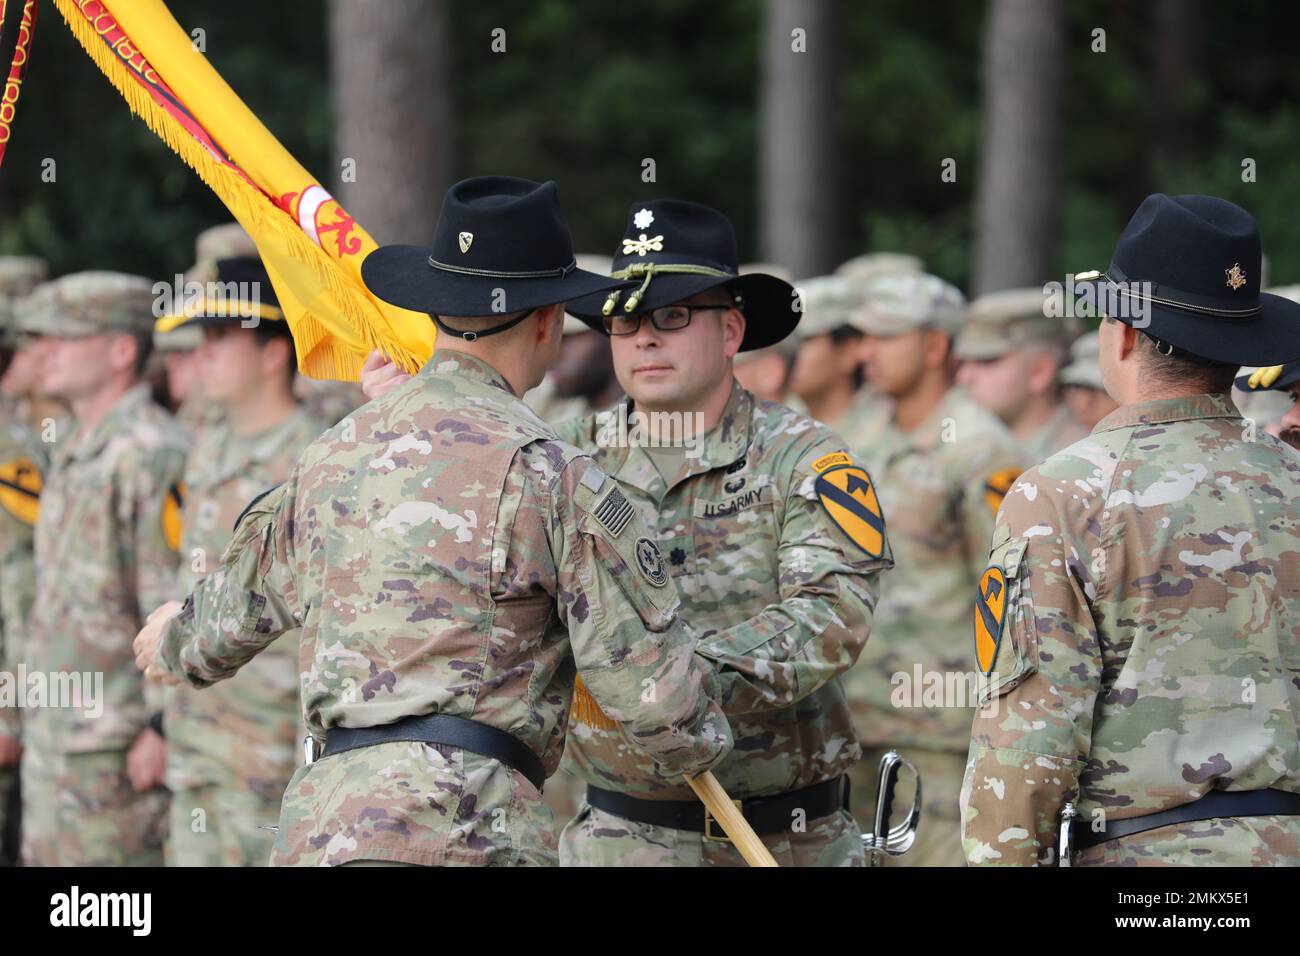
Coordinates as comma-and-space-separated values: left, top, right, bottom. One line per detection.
593, 487, 635, 537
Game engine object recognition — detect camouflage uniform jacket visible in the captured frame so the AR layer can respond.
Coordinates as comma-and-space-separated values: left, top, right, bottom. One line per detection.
0, 397, 47, 739
164, 406, 327, 796
555, 380, 893, 801
156, 350, 731, 866
24, 384, 187, 752
840, 386, 1028, 752
962, 394, 1300, 865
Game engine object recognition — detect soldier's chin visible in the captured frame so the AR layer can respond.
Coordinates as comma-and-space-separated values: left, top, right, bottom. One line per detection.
1280, 428, 1300, 451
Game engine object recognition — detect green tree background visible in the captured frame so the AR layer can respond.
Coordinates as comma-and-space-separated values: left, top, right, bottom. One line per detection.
2, 0, 1297, 288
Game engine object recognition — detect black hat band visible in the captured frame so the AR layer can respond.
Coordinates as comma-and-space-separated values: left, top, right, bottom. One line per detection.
427, 256, 578, 280
1094, 267, 1261, 318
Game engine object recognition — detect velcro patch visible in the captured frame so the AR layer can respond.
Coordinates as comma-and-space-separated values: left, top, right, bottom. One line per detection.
635, 536, 668, 587
162, 481, 186, 552
593, 486, 635, 537
974, 565, 1007, 676
983, 468, 1022, 517
0, 457, 41, 526
814, 463, 885, 557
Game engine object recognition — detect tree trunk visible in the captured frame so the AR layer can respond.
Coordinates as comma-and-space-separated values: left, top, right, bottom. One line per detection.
759, 0, 839, 279
972, 0, 1065, 295
327, 0, 451, 245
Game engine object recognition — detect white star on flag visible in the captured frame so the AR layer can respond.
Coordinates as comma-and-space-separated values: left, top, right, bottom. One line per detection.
633, 208, 655, 230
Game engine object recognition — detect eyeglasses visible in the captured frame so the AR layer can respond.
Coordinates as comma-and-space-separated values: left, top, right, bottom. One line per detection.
603, 304, 733, 336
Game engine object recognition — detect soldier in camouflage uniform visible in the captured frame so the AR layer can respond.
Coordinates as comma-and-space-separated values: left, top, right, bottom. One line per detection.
1059, 331, 1118, 432
840, 272, 1028, 867
153, 257, 328, 865
962, 194, 1300, 866
18, 272, 188, 866
0, 256, 51, 866
956, 287, 1087, 465
785, 275, 866, 431
134, 177, 732, 867
550, 200, 892, 867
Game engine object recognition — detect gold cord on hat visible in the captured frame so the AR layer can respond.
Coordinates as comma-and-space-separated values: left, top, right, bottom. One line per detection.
600, 262, 737, 316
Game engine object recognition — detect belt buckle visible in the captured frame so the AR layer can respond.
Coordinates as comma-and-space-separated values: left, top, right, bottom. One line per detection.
703, 798, 743, 842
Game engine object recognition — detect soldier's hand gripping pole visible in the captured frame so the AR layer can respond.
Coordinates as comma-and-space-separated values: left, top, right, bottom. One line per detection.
683, 772, 779, 868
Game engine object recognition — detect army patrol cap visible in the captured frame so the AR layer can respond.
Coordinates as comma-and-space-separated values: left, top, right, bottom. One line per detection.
14, 271, 157, 338
791, 275, 866, 342
955, 287, 1080, 360
835, 252, 923, 282
849, 271, 966, 337
1060, 331, 1103, 390
0, 257, 49, 346
189, 223, 257, 283
153, 321, 204, 353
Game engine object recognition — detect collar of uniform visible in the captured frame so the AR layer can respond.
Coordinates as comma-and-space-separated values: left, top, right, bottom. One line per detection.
63, 383, 154, 463
418, 348, 516, 395
602, 378, 754, 497
1093, 392, 1241, 434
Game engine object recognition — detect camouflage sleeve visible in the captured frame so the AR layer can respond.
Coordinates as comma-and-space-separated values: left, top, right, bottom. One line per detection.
693, 447, 893, 714
155, 480, 302, 687
547, 452, 732, 779
960, 483, 1100, 866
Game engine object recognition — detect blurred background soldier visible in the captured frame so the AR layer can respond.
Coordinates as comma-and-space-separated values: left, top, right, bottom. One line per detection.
842, 272, 1027, 866
1059, 331, 1118, 432
0, 256, 50, 867
1235, 360, 1300, 453
785, 275, 865, 430
153, 256, 328, 866
955, 287, 1085, 464
732, 262, 799, 404
18, 272, 187, 866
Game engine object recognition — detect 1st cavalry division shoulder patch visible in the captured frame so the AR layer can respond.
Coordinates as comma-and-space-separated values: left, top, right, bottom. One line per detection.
813, 455, 885, 557
0, 457, 41, 526
162, 481, 186, 552
983, 467, 1022, 517
974, 565, 1007, 676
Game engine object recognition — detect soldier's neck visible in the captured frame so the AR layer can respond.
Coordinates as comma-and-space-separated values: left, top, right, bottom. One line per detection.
226, 385, 300, 437
1010, 393, 1059, 441
803, 379, 856, 427
69, 377, 135, 436
892, 371, 951, 432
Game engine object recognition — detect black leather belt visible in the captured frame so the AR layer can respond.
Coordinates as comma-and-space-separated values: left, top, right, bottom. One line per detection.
1074, 787, 1300, 850
321, 713, 546, 791
587, 777, 849, 840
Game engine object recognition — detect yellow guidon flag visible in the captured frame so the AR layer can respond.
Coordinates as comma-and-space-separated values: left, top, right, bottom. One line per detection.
52, 0, 434, 379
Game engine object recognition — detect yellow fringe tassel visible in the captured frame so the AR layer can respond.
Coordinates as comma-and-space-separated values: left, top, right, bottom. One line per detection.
570, 674, 618, 730
52, 0, 427, 380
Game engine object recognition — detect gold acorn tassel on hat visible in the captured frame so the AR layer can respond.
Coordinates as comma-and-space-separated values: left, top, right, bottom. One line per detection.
569, 674, 779, 867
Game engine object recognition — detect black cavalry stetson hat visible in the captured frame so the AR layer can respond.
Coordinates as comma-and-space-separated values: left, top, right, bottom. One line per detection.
154, 256, 285, 332
1234, 360, 1300, 394
360, 176, 628, 327
1073, 193, 1300, 366
566, 199, 799, 352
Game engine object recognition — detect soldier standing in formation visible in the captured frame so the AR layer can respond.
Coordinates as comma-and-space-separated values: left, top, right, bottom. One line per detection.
962, 194, 1300, 865
18, 273, 187, 865
0, 256, 51, 866
955, 287, 1087, 464
154, 256, 329, 866
840, 272, 1027, 866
